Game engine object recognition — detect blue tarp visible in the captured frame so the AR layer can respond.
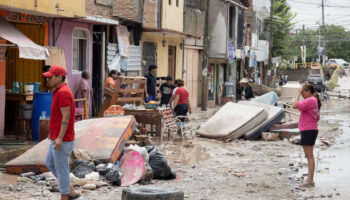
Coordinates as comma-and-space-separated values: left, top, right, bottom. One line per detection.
251, 92, 279, 105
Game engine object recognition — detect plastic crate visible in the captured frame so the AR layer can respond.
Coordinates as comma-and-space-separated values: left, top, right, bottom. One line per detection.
104, 105, 125, 117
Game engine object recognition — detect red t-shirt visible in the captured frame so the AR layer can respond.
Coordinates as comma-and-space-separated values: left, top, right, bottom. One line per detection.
175, 87, 189, 105
50, 83, 75, 141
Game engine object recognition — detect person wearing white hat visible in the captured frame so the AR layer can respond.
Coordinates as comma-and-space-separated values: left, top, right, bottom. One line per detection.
238, 78, 254, 100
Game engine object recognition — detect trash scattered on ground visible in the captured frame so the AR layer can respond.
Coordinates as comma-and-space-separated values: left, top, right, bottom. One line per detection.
261, 132, 279, 141
71, 160, 96, 178
146, 146, 176, 180
289, 136, 301, 145
105, 165, 122, 186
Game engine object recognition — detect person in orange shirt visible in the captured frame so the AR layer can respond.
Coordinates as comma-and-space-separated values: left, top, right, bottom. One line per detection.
105, 70, 118, 89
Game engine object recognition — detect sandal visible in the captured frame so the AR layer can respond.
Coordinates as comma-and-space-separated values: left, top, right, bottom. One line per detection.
68, 193, 81, 200
299, 180, 315, 188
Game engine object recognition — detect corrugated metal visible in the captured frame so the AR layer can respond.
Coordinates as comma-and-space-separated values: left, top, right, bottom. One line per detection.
127, 45, 142, 71
107, 43, 118, 66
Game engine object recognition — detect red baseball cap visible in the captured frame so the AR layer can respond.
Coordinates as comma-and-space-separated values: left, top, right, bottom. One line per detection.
43, 65, 67, 77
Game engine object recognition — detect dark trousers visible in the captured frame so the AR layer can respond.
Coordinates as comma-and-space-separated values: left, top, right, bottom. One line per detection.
174, 104, 188, 122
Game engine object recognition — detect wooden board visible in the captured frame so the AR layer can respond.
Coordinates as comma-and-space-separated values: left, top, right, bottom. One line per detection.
98, 76, 146, 117
44, 46, 67, 84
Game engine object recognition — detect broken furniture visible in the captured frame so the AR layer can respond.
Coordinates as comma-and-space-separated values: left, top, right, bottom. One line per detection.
158, 107, 195, 139
98, 76, 146, 117
124, 109, 161, 136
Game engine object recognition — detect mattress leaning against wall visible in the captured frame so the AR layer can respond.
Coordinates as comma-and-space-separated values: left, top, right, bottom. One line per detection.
196, 102, 268, 140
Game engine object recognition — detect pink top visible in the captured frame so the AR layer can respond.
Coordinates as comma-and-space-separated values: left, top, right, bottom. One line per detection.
297, 96, 320, 131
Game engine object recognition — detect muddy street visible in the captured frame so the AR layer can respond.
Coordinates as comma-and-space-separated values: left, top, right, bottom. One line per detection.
0, 96, 348, 200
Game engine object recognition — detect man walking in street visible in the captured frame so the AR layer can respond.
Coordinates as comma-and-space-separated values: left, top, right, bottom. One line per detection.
145, 65, 157, 102
43, 65, 80, 200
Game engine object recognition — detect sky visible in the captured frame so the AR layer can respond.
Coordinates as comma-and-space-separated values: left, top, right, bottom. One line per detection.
287, 0, 350, 30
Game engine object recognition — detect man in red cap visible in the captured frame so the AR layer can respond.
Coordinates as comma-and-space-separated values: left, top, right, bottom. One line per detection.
43, 65, 80, 200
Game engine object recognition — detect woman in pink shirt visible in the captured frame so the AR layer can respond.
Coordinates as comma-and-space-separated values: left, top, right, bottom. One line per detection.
293, 83, 321, 188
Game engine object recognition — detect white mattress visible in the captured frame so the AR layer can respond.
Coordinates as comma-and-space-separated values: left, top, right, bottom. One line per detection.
239, 101, 285, 139
197, 102, 268, 140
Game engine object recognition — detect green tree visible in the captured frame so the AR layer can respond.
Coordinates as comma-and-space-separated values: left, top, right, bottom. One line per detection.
288, 25, 350, 62
263, 0, 296, 58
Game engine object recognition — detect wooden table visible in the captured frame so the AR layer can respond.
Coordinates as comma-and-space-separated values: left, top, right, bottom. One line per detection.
5, 92, 34, 138
124, 109, 161, 136
6, 92, 33, 103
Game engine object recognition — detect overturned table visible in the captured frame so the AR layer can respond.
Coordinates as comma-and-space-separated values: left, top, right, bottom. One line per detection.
124, 109, 161, 136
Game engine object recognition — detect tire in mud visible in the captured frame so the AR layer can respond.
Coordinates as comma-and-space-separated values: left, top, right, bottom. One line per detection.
121, 186, 184, 200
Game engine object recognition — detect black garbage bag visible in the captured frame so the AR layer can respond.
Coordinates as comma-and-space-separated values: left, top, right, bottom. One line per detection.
97, 165, 109, 176
145, 146, 176, 180
28, 174, 45, 182
71, 160, 96, 178
105, 165, 122, 186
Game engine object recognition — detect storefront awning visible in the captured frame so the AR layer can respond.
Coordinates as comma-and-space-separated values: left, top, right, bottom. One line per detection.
0, 17, 49, 60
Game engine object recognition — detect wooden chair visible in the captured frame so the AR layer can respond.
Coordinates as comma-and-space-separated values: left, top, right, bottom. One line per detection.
75, 98, 88, 120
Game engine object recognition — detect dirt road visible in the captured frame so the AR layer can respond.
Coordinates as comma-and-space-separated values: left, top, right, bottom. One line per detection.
1, 82, 349, 200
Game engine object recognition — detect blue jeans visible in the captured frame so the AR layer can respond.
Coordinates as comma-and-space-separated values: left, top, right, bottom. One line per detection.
45, 140, 74, 194
146, 95, 156, 103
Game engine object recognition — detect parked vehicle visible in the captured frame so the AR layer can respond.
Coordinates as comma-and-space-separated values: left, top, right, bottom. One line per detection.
307, 74, 325, 92
328, 59, 350, 69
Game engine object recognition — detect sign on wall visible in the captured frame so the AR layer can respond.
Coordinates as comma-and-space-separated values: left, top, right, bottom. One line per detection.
95, 0, 113, 6
116, 25, 130, 57
228, 40, 236, 64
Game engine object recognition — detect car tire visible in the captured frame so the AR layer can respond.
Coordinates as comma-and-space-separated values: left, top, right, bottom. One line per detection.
121, 186, 184, 200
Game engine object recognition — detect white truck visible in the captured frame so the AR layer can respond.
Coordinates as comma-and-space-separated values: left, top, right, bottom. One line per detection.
328, 59, 350, 69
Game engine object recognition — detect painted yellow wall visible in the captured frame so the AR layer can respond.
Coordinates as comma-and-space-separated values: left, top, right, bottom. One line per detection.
0, 0, 85, 17
162, 0, 183, 32
142, 33, 183, 79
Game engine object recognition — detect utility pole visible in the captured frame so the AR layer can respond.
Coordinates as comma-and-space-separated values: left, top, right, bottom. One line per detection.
318, 26, 321, 62
302, 24, 305, 64
267, 0, 274, 87
322, 0, 326, 65
201, 0, 210, 111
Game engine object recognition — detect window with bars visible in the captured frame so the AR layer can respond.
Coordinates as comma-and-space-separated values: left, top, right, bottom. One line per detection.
72, 29, 89, 72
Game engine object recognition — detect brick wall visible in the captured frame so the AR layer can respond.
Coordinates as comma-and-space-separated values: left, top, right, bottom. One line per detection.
113, 0, 142, 22
184, 7, 204, 37
143, 0, 158, 28
86, 0, 113, 19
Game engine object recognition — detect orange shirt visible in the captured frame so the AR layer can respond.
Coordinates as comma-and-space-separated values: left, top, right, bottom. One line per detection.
105, 77, 116, 89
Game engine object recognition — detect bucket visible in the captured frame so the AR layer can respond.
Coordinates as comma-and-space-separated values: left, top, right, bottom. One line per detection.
32, 92, 53, 141
33, 82, 41, 93
24, 85, 34, 95
20, 104, 34, 119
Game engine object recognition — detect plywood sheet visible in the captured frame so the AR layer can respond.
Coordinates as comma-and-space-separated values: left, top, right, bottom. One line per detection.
6, 116, 136, 174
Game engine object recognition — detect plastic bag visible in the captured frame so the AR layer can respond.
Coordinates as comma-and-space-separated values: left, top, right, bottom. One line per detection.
105, 165, 122, 186
145, 146, 176, 179
71, 160, 96, 178
125, 145, 149, 163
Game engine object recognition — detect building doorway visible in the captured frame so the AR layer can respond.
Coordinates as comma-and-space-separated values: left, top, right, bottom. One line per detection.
168, 45, 176, 79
